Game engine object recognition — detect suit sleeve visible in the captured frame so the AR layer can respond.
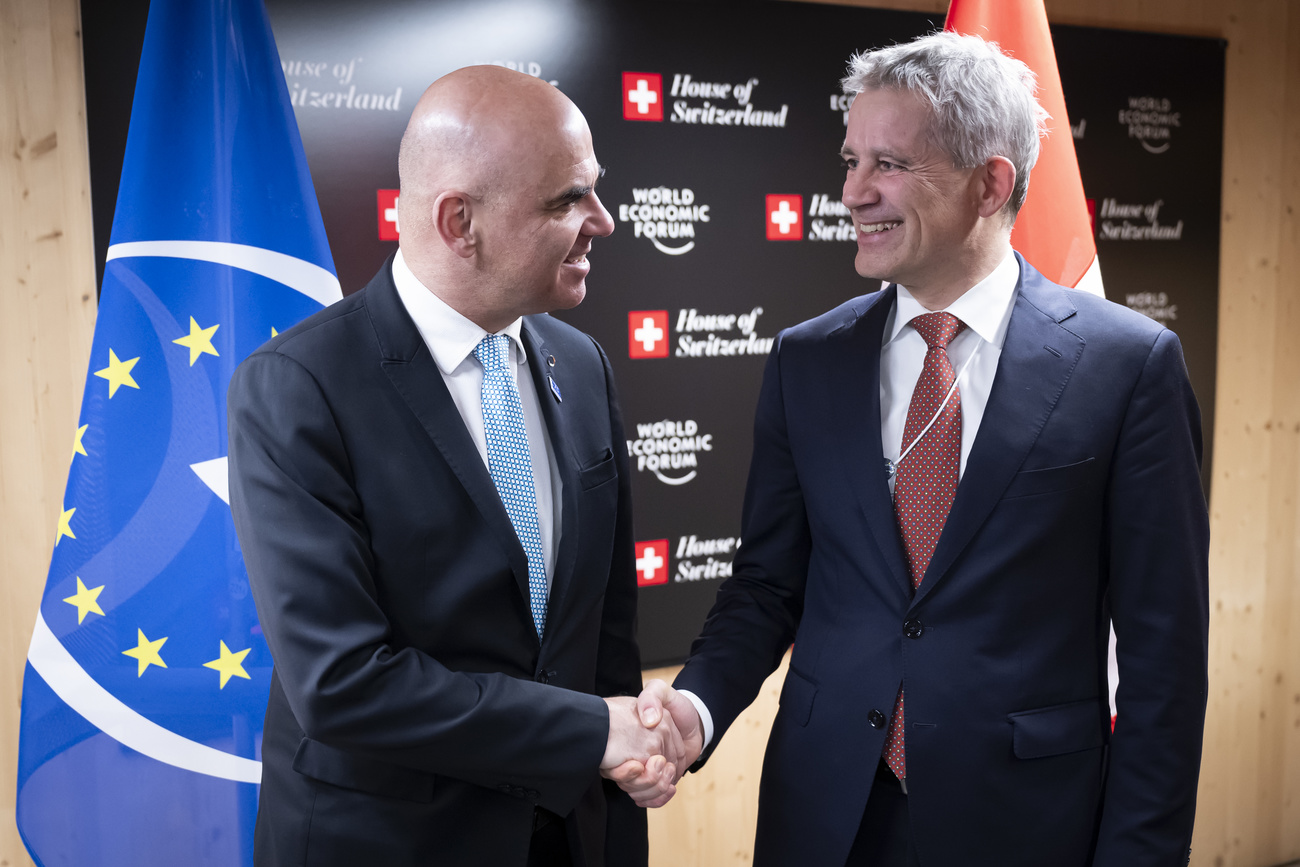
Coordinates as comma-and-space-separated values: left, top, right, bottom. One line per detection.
228, 349, 608, 815
673, 334, 811, 762
1093, 328, 1209, 865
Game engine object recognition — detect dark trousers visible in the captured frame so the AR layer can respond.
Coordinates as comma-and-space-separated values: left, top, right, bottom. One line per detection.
844, 760, 921, 867
526, 807, 571, 867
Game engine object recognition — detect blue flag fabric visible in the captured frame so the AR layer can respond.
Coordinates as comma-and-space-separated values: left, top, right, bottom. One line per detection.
16, 0, 338, 863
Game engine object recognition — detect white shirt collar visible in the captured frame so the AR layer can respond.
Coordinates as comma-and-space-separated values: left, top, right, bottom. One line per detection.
391, 249, 526, 374
887, 247, 1020, 348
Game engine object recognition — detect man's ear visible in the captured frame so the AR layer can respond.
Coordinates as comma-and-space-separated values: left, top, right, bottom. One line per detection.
976, 156, 1016, 219
433, 191, 477, 258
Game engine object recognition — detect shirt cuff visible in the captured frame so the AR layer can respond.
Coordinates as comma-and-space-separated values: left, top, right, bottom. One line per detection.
675, 689, 715, 749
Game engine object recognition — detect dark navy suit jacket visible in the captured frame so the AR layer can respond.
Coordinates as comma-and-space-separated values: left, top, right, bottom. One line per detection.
675, 255, 1209, 866
228, 262, 645, 867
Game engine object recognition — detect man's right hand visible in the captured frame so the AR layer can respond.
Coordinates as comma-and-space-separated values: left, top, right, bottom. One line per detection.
635, 680, 704, 782
601, 680, 705, 808
600, 695, 684, 807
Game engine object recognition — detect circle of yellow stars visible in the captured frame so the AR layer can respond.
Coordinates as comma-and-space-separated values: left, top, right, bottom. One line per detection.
62, 315, 254, 689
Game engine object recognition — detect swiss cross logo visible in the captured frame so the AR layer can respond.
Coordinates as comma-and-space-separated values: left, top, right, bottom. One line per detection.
635, 540, 670, 586
377, 189, 400, 240
622, 72, 663, 122
628, 310, 669, 358
766, 194, 803, 240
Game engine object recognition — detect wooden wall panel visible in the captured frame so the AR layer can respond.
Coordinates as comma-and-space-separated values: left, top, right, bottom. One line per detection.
1, 0, 96, 865
643, 654, 789, 866
1197, 4, 1298, 864
2, 1, 1297, 867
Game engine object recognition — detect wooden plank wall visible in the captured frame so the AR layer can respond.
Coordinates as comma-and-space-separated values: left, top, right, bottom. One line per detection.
1, 0, 98, 864
1, 0, 1296, 866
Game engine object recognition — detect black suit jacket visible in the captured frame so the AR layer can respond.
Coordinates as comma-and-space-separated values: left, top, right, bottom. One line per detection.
228, 261, 645, 867
675, 255, 1210, 867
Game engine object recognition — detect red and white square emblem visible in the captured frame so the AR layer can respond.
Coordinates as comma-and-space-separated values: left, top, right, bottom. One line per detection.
766, 194, 803, 240
636, 540, 670, 586
622, 72, 663, 122
628, 310, 669, 359
377, 189, 400, 240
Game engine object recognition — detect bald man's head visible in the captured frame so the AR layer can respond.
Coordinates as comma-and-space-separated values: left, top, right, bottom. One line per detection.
394, 66, 614, 333
398, 66, 583, 235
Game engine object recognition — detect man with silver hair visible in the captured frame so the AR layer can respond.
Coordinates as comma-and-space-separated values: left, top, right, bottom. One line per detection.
618, 31, 1209, 867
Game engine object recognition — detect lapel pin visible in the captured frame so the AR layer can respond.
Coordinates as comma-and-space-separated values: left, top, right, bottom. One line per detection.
548, 375, 562, 403
547, 355, 556, 367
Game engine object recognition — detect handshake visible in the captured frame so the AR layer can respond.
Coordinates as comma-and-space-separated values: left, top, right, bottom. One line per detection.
599, 680, 704, 808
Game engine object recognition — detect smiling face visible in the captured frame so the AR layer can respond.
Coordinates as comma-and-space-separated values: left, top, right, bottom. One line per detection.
475, 105, 614, 322
840, 87, 988, 306
397, 68, 617, 333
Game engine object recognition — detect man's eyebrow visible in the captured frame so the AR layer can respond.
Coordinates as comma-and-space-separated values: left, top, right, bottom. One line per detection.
549, 165, 606, 207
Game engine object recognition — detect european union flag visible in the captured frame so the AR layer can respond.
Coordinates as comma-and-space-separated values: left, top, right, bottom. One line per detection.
16, 0, 338, 863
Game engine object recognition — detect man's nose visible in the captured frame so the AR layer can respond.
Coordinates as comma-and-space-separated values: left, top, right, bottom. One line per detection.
586, 192, 616, 237
842, 169, 880, 209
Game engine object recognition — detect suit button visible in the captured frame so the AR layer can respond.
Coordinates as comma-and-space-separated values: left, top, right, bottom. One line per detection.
535, 670, 549, 684
904, 619, 924, 639
868, 709, 886, 729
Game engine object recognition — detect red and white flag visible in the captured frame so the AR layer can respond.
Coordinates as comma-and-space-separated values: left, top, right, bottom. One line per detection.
945, 0, 1104, 297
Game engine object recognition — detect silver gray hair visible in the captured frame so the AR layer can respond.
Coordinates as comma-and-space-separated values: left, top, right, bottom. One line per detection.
841, 31, 1049, 219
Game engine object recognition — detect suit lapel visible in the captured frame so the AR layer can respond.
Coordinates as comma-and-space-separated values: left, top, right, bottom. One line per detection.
912, 257, 1085, 608
365, 263, 533, 604
520, 319, 580, 635
833, 288, 913, 600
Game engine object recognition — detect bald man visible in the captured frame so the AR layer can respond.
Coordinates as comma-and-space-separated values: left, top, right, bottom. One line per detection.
228, 67, 674, 867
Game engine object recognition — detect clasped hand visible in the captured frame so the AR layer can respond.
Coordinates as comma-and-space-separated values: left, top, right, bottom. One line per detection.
599, 680, 704, 808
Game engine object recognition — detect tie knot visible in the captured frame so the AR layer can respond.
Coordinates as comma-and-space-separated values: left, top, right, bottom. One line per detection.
910, 312, 965, 349
474, 334, 511, 372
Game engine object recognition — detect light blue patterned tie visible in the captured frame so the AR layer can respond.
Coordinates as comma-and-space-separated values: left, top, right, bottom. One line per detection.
474, 334, 548, 639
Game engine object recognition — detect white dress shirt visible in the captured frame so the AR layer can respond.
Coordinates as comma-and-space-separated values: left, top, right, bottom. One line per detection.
390, 250, 561, 586
881, 247, 1020, 490
682, 247, 1021, 749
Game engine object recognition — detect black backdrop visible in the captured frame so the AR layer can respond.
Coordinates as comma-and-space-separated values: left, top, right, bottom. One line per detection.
82, 0, 1224, 667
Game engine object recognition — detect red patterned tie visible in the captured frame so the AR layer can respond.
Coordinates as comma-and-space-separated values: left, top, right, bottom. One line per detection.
882, 311, 966, 783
